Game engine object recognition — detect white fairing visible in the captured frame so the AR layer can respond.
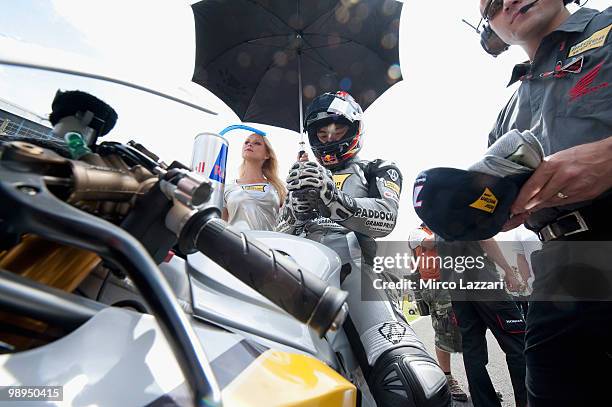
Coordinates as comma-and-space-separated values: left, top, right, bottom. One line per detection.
0, 308, 189, 406
188, 230, 342, 356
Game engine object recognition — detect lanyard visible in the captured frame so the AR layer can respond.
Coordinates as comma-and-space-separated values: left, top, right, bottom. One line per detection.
520, 55, 584, 81
519, 37, 585, 82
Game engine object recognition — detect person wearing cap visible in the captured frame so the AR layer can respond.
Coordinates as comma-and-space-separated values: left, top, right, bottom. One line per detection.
478, 0, 612, 405
278, 91, 451, 405
408, 224, 468, 402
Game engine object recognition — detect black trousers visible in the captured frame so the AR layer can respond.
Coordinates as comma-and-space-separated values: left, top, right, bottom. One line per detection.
451, 298, 527, 407
527, 236, 612, 406
515, 296, 529, 319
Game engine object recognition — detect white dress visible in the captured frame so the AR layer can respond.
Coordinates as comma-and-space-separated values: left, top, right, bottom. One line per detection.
223, 180, 280, 231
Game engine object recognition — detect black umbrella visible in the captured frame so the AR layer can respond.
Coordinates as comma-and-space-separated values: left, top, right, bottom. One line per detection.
191, 0, 402, 134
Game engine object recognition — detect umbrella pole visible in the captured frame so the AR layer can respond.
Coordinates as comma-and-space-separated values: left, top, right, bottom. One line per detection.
297, 50, 306, 159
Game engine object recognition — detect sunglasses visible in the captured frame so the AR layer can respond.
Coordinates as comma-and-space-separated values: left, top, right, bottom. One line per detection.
482, 0, 503, 21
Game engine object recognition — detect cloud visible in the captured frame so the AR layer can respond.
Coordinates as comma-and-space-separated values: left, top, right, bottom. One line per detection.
0, 33, 99, 72
50, 0, 196, 85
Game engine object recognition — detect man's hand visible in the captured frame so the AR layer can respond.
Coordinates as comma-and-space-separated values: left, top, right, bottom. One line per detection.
504, 266, 529, 294
511, 137, 612, 215
501, 212, 530, 232
479, 239, 518, 292
504, 268, 522, 292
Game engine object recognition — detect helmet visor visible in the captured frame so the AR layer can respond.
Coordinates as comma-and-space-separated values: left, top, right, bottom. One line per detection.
308, 115, 355, 146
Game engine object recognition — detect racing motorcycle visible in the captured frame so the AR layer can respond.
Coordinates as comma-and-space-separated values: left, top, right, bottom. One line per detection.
0, 64, 449, 406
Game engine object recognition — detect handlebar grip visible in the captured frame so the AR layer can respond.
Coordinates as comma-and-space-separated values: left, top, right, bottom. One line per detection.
192, 217, 348, 337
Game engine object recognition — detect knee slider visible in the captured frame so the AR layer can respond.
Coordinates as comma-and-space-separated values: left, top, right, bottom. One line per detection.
369, 345, 451, 407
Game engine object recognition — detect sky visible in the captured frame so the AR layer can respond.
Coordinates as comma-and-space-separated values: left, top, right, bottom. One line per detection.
0, 0, 607, 241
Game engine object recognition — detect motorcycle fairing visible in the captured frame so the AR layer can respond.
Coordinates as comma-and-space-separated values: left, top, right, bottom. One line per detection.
221, 350, 356, 407
0, 304, 357, 407
189, 231, 343, 359
0, 307, 190, 406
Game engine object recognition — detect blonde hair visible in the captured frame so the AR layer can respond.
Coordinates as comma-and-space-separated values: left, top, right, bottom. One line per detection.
239, 134, 287, 203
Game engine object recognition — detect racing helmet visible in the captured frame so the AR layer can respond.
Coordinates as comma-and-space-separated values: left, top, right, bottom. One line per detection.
304, 91, 363, 167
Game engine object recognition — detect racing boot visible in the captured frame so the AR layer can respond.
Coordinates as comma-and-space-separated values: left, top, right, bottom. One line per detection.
342, 265, 451, 406
368, 344, 451, 406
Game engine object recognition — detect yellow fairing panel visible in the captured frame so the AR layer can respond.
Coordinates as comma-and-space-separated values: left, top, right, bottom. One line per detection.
222, 350, 356, 407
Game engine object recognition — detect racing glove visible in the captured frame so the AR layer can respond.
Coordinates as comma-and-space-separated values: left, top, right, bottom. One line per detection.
275, 193, 306, 234
286, 189, 319, 222
286, 161, 357, 221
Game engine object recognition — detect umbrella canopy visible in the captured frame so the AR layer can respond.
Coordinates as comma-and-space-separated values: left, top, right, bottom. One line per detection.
192, 0, 402, 133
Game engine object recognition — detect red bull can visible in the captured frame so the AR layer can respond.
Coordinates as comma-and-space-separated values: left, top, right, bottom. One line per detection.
191, 132, 228, 211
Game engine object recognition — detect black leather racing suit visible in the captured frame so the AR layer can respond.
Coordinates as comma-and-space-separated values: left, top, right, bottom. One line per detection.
277, 157, 450, 407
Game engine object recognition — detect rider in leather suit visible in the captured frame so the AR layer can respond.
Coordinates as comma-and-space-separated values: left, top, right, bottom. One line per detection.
277, 91, 450, 406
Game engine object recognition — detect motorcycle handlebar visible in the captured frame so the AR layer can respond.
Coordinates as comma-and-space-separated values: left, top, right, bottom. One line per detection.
182, 215, 348, 337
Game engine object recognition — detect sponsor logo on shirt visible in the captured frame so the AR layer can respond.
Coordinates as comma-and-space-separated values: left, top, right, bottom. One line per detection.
387, 168, 399, 181
355, 208, 396, 221
469, 187, 498, 213
384, 190, 399, 202
332, 173, 352, 190
384, 180, 401, 195
569, 60, 609, 101
241, 184, 266, 192
568, 24, 612, 58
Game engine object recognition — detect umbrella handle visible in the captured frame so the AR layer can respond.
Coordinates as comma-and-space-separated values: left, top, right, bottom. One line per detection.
298, 141, 307, 160
219, 125, 266, 137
